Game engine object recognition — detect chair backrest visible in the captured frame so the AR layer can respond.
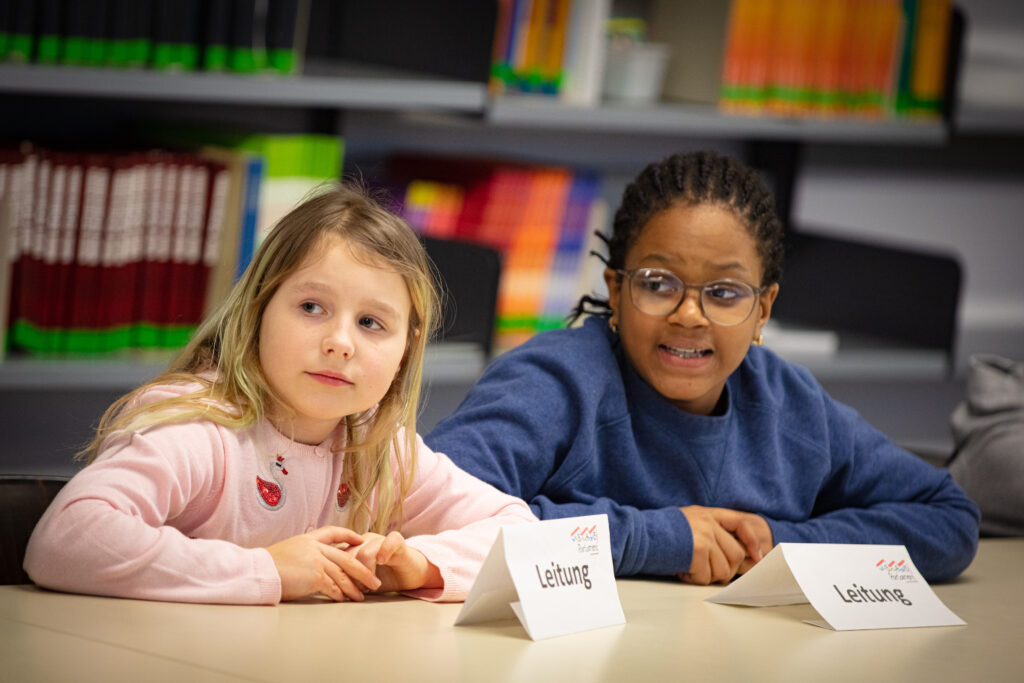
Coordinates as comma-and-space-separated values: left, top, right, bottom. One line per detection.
0, 476, 69, 585
771, 229, 962, 374
421, 236, 502, 357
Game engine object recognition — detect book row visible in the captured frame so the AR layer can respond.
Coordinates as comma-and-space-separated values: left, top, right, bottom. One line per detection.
719, 0, 954, 119
490, 0, 955, 119
0, 0, 305, 74
0, 132, 340, 357
379, 154, 608, 353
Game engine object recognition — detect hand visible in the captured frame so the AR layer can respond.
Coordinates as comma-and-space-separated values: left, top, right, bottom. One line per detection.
346, 531, 443, 593
708, 507, 773, 575
678, 505, 749, 585
267, 526, 382, 602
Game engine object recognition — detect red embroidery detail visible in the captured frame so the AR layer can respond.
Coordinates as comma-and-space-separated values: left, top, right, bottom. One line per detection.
257, 476, 282, 507
276, 455, 285, 462
281, 468, 288, 475
337, 482, 350, 508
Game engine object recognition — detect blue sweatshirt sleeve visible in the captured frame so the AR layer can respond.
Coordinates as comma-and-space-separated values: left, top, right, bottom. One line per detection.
766, 397, 980, 583
426, 335, 695, 577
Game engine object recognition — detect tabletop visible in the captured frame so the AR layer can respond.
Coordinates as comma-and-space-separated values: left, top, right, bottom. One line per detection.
2, 538, 1022, 682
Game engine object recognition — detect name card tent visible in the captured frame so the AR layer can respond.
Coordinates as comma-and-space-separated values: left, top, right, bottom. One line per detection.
707, 543, 965, 631
456, 514, 625, 640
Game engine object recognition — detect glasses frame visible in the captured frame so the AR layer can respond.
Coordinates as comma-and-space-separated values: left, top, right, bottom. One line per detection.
615, 268, 765, 327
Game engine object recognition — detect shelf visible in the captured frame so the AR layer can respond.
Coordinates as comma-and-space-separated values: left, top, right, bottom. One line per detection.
955, 103, 1024, 134
488, 95, 949, 144
771, 346, 948, 381
0, 343, 488, 390
0, 63, 488, 112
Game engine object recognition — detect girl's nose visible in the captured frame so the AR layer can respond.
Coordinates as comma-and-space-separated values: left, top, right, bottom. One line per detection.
667, 289, 708, 327
322, 322, 355, 359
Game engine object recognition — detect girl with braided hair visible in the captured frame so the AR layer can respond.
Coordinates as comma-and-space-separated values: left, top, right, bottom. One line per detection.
426, 150, 979, 584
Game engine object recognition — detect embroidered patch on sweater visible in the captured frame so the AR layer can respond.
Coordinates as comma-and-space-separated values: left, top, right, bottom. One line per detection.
257, 455, 288, 510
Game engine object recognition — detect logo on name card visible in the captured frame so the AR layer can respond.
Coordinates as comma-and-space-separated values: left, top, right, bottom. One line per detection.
570, 524, 599, 556
876, 558, 919, 583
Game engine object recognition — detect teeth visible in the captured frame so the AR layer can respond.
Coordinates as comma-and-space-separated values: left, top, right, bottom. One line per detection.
664, 346, 708, 359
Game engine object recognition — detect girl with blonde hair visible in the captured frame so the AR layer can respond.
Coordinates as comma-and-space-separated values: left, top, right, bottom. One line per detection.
26, 183, 536, 604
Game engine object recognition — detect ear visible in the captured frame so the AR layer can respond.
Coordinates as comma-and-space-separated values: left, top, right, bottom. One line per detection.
603, 267, 622, 315
753, 283, 779, 340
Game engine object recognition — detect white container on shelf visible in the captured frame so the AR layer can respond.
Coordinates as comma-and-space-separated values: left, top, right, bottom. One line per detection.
601, 40, 670, 103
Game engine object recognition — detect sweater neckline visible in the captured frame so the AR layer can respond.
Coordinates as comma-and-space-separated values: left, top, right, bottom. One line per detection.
619, 352, 734, 441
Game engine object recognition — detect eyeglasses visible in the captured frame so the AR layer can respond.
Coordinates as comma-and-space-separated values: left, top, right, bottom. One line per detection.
617, 268, 763, 327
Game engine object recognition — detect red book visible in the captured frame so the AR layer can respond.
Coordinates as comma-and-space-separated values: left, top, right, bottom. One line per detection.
67, 153, 112, 352
134, 151, 169, 350
38, 151, 75, 351
14, 148, 52, 351
163, 153, 207, 345
98, 153, 143, 350
53, 152, 85, 351
0, 144, 31, 354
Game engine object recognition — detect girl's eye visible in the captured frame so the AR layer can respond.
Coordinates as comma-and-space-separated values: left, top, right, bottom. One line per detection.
301, 301, 324, 315
359, 316, 384, 331
639, 275, 681, 296
705, 284, 748, 303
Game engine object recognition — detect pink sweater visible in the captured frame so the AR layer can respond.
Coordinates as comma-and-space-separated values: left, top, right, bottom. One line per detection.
24, 384, 536, 604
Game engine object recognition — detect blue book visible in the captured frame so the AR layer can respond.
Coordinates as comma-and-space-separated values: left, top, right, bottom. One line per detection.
235, 155, 264, 280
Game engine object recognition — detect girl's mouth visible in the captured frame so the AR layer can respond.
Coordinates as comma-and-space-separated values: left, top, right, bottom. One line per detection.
661, 345, 712, 359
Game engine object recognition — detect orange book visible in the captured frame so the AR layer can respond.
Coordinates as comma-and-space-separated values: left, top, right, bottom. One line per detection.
909, 0, 952, 117
855, 0, 903, 118
720, 0, 759, 113
539, 0, 571, 94
809, 0, 849, 117
765, 0, 812, 116
838, 0, 873, 116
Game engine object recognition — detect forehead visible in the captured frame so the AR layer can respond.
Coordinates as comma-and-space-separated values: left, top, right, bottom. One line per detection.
289, 236, 411, 309
629, 202, 762, 277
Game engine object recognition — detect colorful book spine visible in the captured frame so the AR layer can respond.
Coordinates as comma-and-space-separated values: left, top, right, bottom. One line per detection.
908, 0, 952, 117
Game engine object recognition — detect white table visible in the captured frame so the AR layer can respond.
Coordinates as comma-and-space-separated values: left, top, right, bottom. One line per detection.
2, 539, 1021, 682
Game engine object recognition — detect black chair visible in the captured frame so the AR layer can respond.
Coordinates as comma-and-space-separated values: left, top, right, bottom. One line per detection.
772, 229, 962, 375
421, 236, 502, 357
0, 475, 69, 584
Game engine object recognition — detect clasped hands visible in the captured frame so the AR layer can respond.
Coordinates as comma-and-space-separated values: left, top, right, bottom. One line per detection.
267, 527, 442, 602
679, 505, 774, 585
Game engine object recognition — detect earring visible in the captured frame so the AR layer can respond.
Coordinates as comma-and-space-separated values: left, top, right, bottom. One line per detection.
609, 318, 618, 334
752, 335, 763, 346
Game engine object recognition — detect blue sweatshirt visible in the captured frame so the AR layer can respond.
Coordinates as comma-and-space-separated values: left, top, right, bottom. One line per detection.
426, 316, 980, 582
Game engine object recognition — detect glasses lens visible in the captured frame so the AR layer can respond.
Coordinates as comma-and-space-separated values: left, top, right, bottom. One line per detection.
630, 269, 684, 316
701, 280, 757, 326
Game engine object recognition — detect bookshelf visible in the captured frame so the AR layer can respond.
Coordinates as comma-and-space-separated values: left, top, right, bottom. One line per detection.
488, 94, 948, 144
0, 0, 1006, 470
0, 62, 488, 111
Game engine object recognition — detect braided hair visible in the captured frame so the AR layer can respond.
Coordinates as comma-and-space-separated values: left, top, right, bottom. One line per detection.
571, 150, 784, 322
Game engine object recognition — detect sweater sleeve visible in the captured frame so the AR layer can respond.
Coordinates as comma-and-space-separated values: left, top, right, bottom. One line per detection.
23, 422, 281, 604
765, 397, 981, 583
398, 433, 538, 602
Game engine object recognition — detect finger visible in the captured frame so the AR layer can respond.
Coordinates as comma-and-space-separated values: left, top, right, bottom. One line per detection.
377, 531, 406, 564
322, 544, 382, 591
309, 526, 365, 548
688, 540, 711, 585
707, 544, 732, 584
737, 557, 757, 575
731, 519, 766, 562
324, 561, 365, 602
713, 525, 747, 581
317, 563, 347, 602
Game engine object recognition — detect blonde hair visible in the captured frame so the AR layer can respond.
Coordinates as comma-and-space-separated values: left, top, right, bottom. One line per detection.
81, 182, 440, 534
